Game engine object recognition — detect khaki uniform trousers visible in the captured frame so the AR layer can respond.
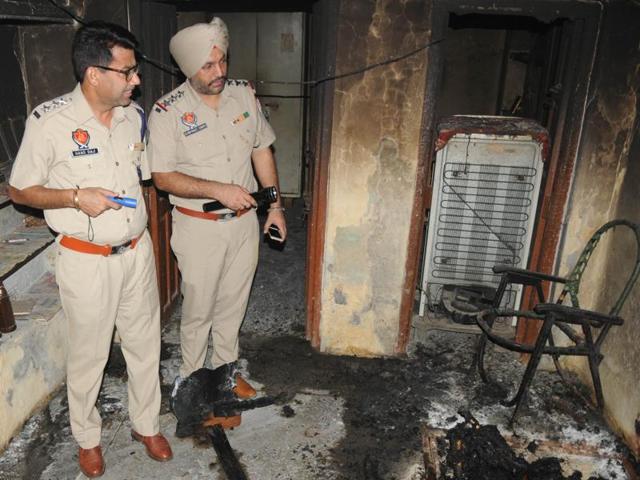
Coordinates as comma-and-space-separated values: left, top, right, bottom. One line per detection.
55, 231, 161, 449
171, 209, 259, 378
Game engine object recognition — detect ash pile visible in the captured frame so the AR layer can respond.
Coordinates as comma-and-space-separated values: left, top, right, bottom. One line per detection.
427, 411, 605, 480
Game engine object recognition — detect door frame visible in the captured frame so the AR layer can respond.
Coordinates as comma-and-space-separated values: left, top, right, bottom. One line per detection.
305, 0, 340, 348
403, 0, 602, 351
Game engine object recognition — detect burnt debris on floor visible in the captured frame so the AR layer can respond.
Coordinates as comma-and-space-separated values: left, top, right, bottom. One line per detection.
423, 410, 618, 480
0, 200, 638, 479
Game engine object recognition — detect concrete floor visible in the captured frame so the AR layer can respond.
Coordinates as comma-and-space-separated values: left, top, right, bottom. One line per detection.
0, 201, 638, 479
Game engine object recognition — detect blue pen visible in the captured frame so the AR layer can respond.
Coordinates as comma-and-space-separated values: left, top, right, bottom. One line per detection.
108, 196, 137, 208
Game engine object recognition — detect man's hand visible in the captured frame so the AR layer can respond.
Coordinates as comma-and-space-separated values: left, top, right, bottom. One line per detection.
264, 209, 287, 242
213, 184, 258, 211
77, 188, 122, 217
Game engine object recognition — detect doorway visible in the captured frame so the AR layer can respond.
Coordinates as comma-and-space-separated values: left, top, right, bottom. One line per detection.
411, 0, 602, 347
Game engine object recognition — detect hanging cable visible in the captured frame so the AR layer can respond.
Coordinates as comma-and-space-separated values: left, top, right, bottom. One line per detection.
257, 37, 445, 87
47, 0, 445, 90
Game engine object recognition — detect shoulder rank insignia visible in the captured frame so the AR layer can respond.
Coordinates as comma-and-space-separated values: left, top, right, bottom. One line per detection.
154, 90, 185, 113
34, 95, 72, 118
226, 79, 250, 87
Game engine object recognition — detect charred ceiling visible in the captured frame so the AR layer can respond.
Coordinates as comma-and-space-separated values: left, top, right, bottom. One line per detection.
155, 0, 319, 13
0, 0, 73, 23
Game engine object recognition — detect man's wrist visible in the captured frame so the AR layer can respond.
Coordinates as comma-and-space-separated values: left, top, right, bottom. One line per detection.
72, 188, 81, 210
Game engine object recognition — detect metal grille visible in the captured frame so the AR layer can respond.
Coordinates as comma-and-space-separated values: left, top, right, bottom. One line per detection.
420, 134, 544, 315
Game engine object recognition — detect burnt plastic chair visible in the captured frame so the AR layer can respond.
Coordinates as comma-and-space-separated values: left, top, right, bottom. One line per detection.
475, 219, 640, 424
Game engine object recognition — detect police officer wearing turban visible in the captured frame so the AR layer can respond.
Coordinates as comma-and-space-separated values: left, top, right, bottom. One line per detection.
9, 22, 172, 477
148, 17, 287, 414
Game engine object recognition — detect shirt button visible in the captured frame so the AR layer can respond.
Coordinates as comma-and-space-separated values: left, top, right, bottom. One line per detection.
222, 135, 226, 139
126, 218, 130, 223
115, 161, 119, 166
122, 190, 126, 194
227, 158, 231, 162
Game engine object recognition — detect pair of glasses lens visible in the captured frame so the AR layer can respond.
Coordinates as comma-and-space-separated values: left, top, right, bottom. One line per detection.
93, 64, 139, 81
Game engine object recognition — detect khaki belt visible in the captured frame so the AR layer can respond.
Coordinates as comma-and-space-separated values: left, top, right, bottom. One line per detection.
176, 206, 250, 221
60, 233, 143, 256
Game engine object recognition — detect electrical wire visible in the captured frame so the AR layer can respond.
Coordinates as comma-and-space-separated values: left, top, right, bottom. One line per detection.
47, 0, 444, 90
257, 37, 445, 88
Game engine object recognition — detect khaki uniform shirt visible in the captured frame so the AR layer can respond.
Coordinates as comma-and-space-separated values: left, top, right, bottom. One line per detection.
10, 84, 150, 245
147, 79, 275, 210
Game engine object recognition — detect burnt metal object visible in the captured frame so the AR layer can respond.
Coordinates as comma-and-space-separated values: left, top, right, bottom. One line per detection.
476, 220, 640, 425
435, 116, 550, 160
440, 284, 495, 325
172, 363, 274, 480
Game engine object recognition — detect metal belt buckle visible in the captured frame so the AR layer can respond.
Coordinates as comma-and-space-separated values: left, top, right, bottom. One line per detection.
111, 242, 131, 255
218, 212, 237, 222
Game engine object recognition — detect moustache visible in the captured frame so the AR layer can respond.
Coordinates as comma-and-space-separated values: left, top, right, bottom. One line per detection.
209, 76, 227, 86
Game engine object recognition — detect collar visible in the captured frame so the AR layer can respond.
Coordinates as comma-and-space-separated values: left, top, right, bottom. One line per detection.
71, 83, 128, 127
184, 79, 231, 111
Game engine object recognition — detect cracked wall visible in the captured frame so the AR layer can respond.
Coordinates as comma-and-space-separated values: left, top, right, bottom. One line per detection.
319, 0, 430, 356
555, 1, 640, 455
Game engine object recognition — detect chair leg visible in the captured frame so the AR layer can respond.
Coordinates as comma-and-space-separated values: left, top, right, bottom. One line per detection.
547, 333, 569, 383
476, 333, 490, 383
475, 311, 496, 384
504, 317, 555, 425
587, 351, 605, 410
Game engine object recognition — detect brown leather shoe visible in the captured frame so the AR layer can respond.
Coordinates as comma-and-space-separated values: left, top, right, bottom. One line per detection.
131, 431, 173, 462
203, 413, 242, 429
78, 446, 105, 478
234, 375, 257, 399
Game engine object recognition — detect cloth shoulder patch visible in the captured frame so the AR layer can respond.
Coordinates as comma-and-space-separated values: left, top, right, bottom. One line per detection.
154, 89, 185, 113
33, 95, 73, 119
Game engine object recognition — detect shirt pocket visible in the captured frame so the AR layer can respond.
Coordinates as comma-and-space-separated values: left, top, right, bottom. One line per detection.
232, 121, 257, 158
67, 149, 108, 185
177, 134, 226, 179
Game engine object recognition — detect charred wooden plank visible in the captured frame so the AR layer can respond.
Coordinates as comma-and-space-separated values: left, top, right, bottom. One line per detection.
208, 425, 248, 480
421, 426, 444, 480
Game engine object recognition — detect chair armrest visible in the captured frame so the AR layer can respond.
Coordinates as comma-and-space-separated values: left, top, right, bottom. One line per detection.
492, 265, 568, 284
533, 303, 624, 326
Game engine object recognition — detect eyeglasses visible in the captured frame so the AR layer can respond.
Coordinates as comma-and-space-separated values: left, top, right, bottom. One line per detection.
92, 64, 139, 81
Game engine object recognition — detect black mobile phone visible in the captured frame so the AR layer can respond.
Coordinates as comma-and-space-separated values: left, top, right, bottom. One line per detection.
268, 225, 284, 242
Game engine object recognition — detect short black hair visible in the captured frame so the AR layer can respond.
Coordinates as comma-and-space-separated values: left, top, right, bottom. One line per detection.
72, 21, 138, 82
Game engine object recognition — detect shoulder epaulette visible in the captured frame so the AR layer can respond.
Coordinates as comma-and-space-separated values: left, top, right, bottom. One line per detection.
226, 79, 251, 87
32, 95, 73, 119
226, 79, 256, 96
154, 89, 185, 113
